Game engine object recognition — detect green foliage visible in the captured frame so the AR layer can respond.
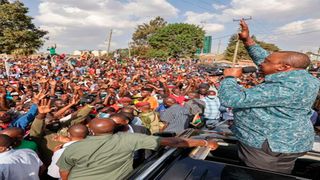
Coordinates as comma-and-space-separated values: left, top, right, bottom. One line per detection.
146, 48, 169, 58
132, 16, 167, 46
0, 0, 9, 5
148, 23, 205, 58
0, 1, 47, 55
131, 46, 150, 58
224, 34, 280, 61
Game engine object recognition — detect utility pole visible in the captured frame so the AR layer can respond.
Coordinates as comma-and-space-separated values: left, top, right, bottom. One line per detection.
317, 47, 320, 61
128, 42, 131, 59
107, 29, 113, 56
216, 39, 221, 55
232, 16, 252, 66
200, 21, 206, 54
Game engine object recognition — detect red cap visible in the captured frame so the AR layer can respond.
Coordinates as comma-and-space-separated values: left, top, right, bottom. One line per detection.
135, 101, 150, 108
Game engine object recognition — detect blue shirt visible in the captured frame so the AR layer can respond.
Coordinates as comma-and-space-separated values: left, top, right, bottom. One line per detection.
9, 104, 38, 130
218, 44, 320, 153
156, 103, 167, 114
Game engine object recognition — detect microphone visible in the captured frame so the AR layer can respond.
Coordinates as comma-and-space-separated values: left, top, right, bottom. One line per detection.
208, 66, 258, 76
242, 66, 258, 73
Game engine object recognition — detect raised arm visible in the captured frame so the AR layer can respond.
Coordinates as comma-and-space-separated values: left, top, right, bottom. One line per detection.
53, 95, 80, 119
10, 104, 38, 130
0, 93, 9, 111
239, 20, 269, 66
30, 99, 53, 137
160, 137, 218, 149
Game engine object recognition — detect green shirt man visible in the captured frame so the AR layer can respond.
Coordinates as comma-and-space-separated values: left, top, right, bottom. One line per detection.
57, 133, 160, 180
48, 44, 57, 55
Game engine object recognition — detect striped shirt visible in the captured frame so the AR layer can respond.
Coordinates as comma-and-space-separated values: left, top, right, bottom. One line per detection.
202, 96, 221, 120
160, 104, 189, 133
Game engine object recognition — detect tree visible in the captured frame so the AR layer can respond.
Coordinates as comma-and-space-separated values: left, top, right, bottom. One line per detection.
0, 1, 47, 55
224, 34, 280, 61
0, 0, 9, 5
148, 23, 205, 58
132, 16, 167, 46
146, 48, 168, 58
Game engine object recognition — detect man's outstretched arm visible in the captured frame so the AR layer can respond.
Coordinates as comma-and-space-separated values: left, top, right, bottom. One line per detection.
160, 137, 218, 150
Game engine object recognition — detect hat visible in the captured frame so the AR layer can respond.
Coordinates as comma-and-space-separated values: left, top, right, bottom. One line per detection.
135, 101, 150, 108
118, 97, 132, 103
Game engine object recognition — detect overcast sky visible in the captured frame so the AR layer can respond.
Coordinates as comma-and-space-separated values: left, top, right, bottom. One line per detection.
21, 0, 320, 54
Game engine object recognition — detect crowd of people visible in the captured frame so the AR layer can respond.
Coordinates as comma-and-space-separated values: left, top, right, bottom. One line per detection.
0, 20, 320, 180
0, 47, 237, 179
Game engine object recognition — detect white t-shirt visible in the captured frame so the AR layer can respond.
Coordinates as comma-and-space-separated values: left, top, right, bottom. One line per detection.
0, 149, 43, 180
47, 141, 76, 178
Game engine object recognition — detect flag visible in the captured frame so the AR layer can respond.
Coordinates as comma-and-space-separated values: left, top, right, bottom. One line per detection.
190, 113, 202, 127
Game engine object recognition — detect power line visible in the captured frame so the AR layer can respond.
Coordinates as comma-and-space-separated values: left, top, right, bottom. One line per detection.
211, 26, 320, 41
258, 29, 320, 38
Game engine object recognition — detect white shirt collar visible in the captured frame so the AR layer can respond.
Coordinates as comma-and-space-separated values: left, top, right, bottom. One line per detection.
62, 141, 77, 148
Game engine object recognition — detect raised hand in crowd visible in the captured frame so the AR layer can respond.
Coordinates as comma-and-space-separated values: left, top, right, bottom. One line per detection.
38, 99, 53, 115
32, 90, 48, 105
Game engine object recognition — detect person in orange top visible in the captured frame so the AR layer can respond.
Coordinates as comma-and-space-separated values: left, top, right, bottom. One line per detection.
141, 88, 158, 110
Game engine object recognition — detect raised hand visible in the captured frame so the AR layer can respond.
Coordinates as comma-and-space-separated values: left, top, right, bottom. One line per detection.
39, 78, 48, 84
49, 79, 57, 87
158, 77, 167, 83
238, 19, 250, 41
33, 90, 48, 104
69, 95, 80, 105
74, 85, 81, 91
207, 76, 219, 83
62, 79, 70, 84
38, 99, 53, 114
239, 19, 255, 46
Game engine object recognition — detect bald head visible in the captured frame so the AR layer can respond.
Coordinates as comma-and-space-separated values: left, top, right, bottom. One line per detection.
68, 124, 89, 139
0, 127, 24, 140
273, 51, 311, 69
0, 134, 13, 152
164, 97, 177, 107
88, 118, 116, 135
